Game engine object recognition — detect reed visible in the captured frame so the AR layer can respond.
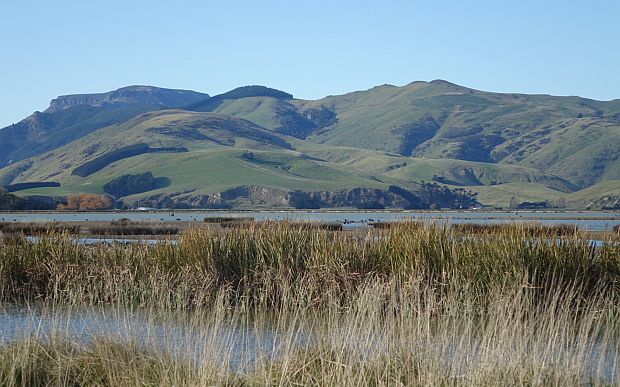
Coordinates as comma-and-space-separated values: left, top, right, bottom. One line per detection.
88, 220, 179, 236
451, 222, 579, 236
0, 281, 616, 385
220, 220, 343, 231
0, 222, 617, 385
0, 222, 616, 308
0, 222, 80, 235
204, 216, 254, 223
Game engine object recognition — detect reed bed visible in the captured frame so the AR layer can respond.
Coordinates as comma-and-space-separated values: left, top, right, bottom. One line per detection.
0, 222, 80, 235
204, 216, 255, 223
88, 220, 179, 236
0, 222, 618, 385
451, 222, 579, 236
0, 222, 617, 307
220, 220, 343, 231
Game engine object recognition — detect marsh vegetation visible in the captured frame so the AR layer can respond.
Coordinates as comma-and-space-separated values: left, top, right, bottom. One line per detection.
0, 222, 618, 385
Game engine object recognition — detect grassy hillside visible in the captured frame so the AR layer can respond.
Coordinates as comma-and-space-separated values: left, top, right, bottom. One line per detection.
186, 80, 620, 190
4, 111, 413, 205
565, 180, 620, 209
465, 183, 565, 208
1, 81, 619, 208
0, 86, 209, 169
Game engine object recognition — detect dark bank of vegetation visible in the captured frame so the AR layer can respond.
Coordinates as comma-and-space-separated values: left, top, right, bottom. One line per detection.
4, 182, 60, 192
103, 172, 170, 197
0, 191, 24, 210
187, 85, 293, 112
71, 143, 187, 177
0, 191, 59, 211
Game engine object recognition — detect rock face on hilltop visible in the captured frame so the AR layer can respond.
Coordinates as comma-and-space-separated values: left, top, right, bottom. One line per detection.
45, 86, 209, 113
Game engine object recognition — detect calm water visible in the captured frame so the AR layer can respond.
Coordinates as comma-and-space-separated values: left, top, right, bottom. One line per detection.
0, 304, 297, 371
0, 305, 616, 381
1, 210, 619, 231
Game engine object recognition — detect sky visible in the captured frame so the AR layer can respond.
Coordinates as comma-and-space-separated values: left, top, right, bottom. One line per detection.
1, 0, 619, 127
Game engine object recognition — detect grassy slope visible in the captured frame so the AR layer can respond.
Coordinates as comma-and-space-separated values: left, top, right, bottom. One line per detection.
7, 110, 402, 199
201, 81, 619, 191
3, 112, 610, 207
564, 180, 620, 208
3, 82, 620, 207
295, 82, 620, 185
466, 183, 565, 208
499, 118, 620, 187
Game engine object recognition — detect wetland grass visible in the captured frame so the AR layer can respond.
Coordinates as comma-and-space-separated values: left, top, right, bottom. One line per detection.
0, 222, 80, 235
88, 220, 179, 236
0, 222, 617, 385
204, 216, 255, 224
451, 222, 579, 236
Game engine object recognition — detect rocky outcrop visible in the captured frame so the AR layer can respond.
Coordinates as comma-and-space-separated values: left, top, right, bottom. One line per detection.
45, 86, 209, 113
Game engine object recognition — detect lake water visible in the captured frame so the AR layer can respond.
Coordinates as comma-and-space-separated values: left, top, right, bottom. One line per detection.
1, 210, 619, 231
0, 304, 616, 382
0, 304, 300, 372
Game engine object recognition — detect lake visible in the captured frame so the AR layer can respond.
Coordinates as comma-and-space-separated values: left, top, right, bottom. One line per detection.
1, 210, 619, 231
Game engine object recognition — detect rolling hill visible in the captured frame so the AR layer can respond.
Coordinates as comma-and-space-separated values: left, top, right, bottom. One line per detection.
0, 81, 618, 209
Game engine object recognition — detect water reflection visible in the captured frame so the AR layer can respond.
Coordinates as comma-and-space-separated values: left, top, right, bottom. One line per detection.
0, 304, 305, 371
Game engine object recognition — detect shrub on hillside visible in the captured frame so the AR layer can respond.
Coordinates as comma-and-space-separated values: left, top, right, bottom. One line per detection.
0, 191, 25, 210
103, 172, 170, 198
4, 182, 60, 192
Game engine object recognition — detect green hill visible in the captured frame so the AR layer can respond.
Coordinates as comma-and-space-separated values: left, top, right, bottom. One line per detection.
0, 86, 208, 170
1, 81, 618, 209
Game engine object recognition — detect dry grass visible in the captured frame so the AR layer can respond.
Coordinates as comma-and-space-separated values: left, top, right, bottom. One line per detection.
0, 222, 80, 235
204, 216, 255, 223
88, 220, 179, 236
0, 222, 617, 385
451, 222, 579, 236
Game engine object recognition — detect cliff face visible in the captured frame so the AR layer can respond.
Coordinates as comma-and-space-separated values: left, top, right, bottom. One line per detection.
45, 86, 209, 113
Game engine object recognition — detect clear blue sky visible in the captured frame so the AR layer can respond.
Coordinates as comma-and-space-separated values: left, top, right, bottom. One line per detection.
1, 0, 619, 127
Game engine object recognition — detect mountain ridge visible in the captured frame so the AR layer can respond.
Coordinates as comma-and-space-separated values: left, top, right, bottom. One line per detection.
1, 81, 618, 209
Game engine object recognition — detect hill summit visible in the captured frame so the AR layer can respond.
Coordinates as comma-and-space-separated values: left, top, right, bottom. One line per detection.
45, 85, 209, 113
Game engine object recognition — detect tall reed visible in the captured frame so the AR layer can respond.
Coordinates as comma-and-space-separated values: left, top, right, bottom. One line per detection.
0, 222, 617, 309
0, 222, 617, 385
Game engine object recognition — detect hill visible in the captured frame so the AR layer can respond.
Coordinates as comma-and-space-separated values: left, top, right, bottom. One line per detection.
0, 81, 618, 209
0, 86, 209, 169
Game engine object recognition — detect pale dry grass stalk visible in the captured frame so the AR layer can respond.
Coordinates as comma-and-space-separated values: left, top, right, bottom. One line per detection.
0, 222, 617, 385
